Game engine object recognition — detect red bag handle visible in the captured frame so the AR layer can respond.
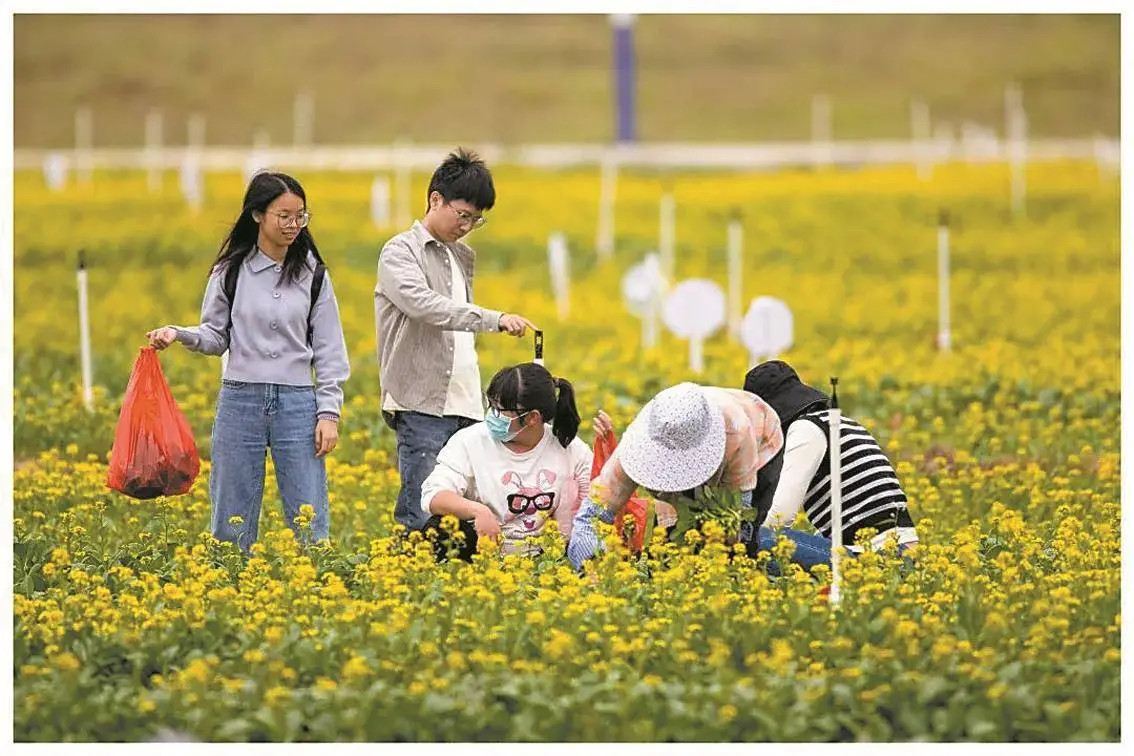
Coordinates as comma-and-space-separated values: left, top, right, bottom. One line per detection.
591, 431, 618, 479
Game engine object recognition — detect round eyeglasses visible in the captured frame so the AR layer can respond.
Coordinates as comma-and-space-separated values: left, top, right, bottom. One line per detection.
447, 203, 486, 230
270, 210, 311, 229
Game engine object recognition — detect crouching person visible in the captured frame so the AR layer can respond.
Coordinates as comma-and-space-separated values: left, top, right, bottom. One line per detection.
420, 363, 594, 559
566, 382, 786, 571
743, 360, 919, 567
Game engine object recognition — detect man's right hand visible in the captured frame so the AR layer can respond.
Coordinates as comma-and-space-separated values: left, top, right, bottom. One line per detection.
473, 503, 502, 540
498, 313, 538, 337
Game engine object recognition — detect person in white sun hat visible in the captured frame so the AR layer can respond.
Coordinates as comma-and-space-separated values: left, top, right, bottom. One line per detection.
567, 382, 787, 570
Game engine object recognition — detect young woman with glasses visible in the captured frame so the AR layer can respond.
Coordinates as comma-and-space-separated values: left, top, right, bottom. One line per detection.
146, 170, 350, 553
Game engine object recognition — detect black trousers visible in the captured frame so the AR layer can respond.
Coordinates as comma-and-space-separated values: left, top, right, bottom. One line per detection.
749, 446, 785, 534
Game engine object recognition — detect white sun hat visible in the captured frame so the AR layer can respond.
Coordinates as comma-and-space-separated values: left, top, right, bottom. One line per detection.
618, 382, 727, 493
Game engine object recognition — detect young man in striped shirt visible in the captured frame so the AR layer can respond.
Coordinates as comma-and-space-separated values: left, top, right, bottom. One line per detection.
743, 361, 919, 559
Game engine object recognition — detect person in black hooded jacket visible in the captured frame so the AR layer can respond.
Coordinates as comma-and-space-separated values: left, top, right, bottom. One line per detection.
743, 360, 919, 559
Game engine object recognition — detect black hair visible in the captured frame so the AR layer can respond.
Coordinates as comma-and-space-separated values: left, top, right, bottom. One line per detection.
425, 147, 496, 213
486, 362, 580, 448
209, 171, 324, 285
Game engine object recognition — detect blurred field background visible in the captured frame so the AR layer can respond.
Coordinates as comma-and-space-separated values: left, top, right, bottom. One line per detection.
13, 14, 1120, 147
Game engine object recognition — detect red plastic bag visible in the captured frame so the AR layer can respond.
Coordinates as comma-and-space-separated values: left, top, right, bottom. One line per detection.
592, 431, 652, 554
106, 346, 200, 500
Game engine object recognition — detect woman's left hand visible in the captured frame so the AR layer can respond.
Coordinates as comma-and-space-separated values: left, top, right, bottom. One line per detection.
315, 418, 339, 457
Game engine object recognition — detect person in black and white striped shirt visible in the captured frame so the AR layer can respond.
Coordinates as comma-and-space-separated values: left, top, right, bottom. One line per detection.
743, 361, 919, 557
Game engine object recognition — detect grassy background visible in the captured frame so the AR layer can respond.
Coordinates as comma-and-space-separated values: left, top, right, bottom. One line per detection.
14, 14, 1119, 148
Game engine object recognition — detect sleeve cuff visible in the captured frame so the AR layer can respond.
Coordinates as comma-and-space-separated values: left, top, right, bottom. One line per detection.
481, 308, 504, 332
172, 327, 198, 348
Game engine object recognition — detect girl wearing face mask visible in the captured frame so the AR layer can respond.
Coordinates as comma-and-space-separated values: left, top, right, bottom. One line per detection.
419, 362, 596, 557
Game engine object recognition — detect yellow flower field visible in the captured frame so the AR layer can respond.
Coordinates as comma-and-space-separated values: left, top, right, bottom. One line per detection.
12, 161, 1120, 741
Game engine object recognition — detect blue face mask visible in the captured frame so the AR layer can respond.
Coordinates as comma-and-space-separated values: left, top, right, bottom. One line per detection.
486, 408, 530, 443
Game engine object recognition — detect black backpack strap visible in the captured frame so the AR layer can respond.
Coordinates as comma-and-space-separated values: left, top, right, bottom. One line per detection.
307, 263, 326, 346
223, 259, 242, 338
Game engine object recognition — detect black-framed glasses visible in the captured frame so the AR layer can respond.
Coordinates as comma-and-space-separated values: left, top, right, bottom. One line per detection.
507, 491, 556, 515
483, 394, 527, 416
271, 210, 311, 229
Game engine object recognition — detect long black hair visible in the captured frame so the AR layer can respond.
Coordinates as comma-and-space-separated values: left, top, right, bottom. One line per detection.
486, 362, 580, 448
209, 171, 323, 285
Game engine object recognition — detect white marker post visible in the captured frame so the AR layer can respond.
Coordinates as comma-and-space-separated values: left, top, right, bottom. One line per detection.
739, 296, 794, 366
145, 109, 163, 193
75, 106, 93, 185
661, 279, 726, 375
812, 93, 832, 170
293, 91, 314, 147
548, 232, 571, 321
1005, 83, 1027, 219
188, 112, 206, 152
183, 112, 206, 212
179, 155, 203, 213
596, 154, 617, 262
371, 176, 391, 229
245, 130, 271, 184
727, 214, 743, 339
937, 209, 951, 351
395, 138, 412, 231
77, 252, 93, 411
659, 192, 675, 282
910, 99, 931, 180
43, 153, 68, 192
621, 253, 665, 351
828, 377, 843, 607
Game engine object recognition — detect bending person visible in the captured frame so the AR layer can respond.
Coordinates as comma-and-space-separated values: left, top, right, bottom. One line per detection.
743, 361, 919, 560
567, 383, 784, 570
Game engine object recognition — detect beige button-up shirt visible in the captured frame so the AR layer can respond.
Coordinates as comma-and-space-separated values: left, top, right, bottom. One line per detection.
375, 221, 503, 418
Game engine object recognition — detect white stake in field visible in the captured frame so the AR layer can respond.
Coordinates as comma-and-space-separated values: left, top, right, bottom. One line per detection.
548, 232, 571, 321
659, 192, 675, 282
828, 377, 843, 607
937, 210, 952, 351
77, 252, 94, 411
596, 155, 617, 262
727, 215, 743, 339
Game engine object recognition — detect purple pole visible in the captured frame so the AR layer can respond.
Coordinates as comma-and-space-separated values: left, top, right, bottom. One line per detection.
612, 14, 636, 143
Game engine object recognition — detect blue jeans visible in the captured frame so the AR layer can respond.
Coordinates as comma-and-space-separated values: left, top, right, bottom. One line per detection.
390, 411, 476, 531
752, 527, 916, 576
753, 526, 834, 576
210, 381, 328, 552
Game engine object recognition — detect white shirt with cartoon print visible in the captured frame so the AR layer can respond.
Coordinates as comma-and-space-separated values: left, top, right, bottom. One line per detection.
420, 422, 594, 554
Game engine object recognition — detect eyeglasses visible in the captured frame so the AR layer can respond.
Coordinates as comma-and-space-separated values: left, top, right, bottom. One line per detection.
270, 210, 311, 229
483, 394, 526, 415
447, 203, 486, 229
507, 491, 556, 515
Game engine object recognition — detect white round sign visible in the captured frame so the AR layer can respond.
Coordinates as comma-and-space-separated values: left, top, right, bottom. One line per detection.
662, 279, 726, 339
740, 296, 794, 359
621, 253, 666, 317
